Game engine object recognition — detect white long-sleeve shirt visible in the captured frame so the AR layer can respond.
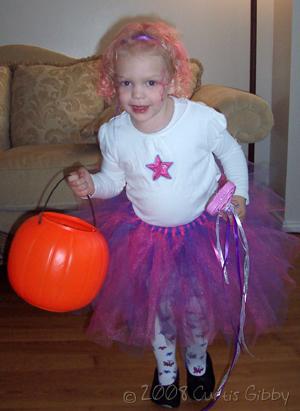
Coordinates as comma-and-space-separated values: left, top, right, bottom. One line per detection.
92, 97, 248, 227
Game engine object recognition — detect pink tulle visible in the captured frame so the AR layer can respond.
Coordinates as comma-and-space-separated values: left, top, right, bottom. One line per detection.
73, 176, 299, 349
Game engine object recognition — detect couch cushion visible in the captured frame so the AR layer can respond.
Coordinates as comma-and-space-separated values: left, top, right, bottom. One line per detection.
0, 144, 101, 210
0, 66, 11, 150
11, 59, 105, 146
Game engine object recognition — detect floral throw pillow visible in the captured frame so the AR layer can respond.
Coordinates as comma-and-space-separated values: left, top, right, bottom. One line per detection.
11, 59, 105, 146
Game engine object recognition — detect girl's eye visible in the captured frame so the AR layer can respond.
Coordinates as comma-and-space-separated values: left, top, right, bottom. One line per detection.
146, 80, 157, 86
120, 80, 131, 87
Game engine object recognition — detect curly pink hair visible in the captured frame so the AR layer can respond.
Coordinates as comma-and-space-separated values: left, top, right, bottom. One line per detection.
98, 21, 193, 103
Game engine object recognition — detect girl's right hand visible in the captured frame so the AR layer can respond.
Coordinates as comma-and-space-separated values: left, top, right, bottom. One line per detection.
66, 167, 95, 198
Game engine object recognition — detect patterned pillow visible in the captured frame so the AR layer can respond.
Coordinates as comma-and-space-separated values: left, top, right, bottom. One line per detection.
0, 66, 11, 150
11, 59, 105, 146
80, 106, 116, 138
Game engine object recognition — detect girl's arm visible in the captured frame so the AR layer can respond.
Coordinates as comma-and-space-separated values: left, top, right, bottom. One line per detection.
214, 132, 248, 220
91, 163, 126, 199
231, 195, 246, 220
207, 111, 248, 220
67, 167, 95, 198
207, 113, 249, 201
67, 162, 125, 200
68, 123, 126, 200
90, 123, 126, 199
213, 129, 249, 203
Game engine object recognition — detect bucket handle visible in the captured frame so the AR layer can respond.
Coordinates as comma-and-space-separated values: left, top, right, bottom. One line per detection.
38, 175, 96, 227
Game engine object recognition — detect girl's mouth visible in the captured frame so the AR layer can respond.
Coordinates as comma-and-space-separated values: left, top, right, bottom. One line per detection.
131, 105, 149, 114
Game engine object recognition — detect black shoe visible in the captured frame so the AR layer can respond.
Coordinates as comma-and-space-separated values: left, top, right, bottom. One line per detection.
150, 368, 181, 408
186, 352, 215, 402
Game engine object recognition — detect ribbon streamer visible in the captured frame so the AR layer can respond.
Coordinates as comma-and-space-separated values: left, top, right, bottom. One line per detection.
203, 204, 250, 410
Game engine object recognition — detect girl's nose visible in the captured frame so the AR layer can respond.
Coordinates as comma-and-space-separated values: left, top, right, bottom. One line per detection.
132, 84, 144, 99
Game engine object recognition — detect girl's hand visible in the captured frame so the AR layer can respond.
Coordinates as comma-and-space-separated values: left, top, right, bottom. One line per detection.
231, 195, 246, 221
66, 167, 95, 198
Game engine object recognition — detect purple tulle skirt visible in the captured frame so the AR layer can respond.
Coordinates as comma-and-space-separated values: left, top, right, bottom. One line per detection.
74, 172, 298, 349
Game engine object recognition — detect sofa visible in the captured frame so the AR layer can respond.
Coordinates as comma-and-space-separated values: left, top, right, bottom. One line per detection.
0, 44, 273, 261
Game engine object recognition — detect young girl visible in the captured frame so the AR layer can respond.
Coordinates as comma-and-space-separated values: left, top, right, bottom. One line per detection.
67, 21, 297, 409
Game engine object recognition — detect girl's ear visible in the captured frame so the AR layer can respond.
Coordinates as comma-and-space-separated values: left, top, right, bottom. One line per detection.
167, 78, 176, 95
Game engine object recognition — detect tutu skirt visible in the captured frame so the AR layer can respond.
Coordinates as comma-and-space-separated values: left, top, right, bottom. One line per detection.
75, 173, 298, 350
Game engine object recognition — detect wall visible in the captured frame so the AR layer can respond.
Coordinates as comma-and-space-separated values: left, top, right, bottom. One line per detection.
0, 0, 251, 89
270, 0, 292, 196
254, 0, 274, 172
0, 0, 276, 165
283, 0, 300, 232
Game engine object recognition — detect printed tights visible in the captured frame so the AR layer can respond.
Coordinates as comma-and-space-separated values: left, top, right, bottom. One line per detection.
152, 316, 208, 385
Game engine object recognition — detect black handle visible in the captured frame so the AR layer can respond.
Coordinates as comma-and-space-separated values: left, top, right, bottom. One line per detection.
38, 175, 96, 227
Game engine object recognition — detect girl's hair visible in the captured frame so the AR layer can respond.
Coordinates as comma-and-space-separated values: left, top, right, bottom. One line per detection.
98, 21, 193, 103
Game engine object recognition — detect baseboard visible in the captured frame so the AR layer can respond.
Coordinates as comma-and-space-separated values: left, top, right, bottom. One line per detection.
282, 220, 300, 233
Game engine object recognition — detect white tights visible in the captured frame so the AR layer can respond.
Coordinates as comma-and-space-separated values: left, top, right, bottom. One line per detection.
152, 316, 208, 385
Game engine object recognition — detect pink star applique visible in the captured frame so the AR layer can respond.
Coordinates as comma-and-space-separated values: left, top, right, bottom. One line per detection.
146, 155, 173, 180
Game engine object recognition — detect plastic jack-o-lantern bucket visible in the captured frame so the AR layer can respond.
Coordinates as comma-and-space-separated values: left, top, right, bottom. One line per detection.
8, 211, 109, 312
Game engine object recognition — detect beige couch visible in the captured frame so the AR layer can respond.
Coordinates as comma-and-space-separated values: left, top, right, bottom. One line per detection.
0, 44, 273, 259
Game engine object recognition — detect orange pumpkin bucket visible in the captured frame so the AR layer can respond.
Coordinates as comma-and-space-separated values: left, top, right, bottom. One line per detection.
7, 177, 109, 312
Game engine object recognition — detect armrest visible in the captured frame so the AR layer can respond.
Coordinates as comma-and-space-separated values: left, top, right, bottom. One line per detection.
0, 66, 11, 150
192, 84, 274, 143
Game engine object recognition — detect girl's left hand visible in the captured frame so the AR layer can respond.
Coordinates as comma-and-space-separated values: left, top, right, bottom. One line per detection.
231, 195, 246, 221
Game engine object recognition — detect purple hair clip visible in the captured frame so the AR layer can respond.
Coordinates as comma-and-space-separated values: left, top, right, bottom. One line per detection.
131, 33, 168, 51
132, 33, 156, 41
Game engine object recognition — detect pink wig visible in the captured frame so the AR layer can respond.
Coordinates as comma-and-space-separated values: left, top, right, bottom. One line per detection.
98, 21, 193, 103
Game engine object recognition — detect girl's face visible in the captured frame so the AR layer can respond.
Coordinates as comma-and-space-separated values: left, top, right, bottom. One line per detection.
115, 51, 174, 133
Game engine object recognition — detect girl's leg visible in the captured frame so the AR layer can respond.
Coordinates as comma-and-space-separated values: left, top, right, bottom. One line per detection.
152, 316, 177, 385
184, 303, 209, 375
151, 316, 181, 408
185, 332, 208, 376
184, 313, 215, 401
